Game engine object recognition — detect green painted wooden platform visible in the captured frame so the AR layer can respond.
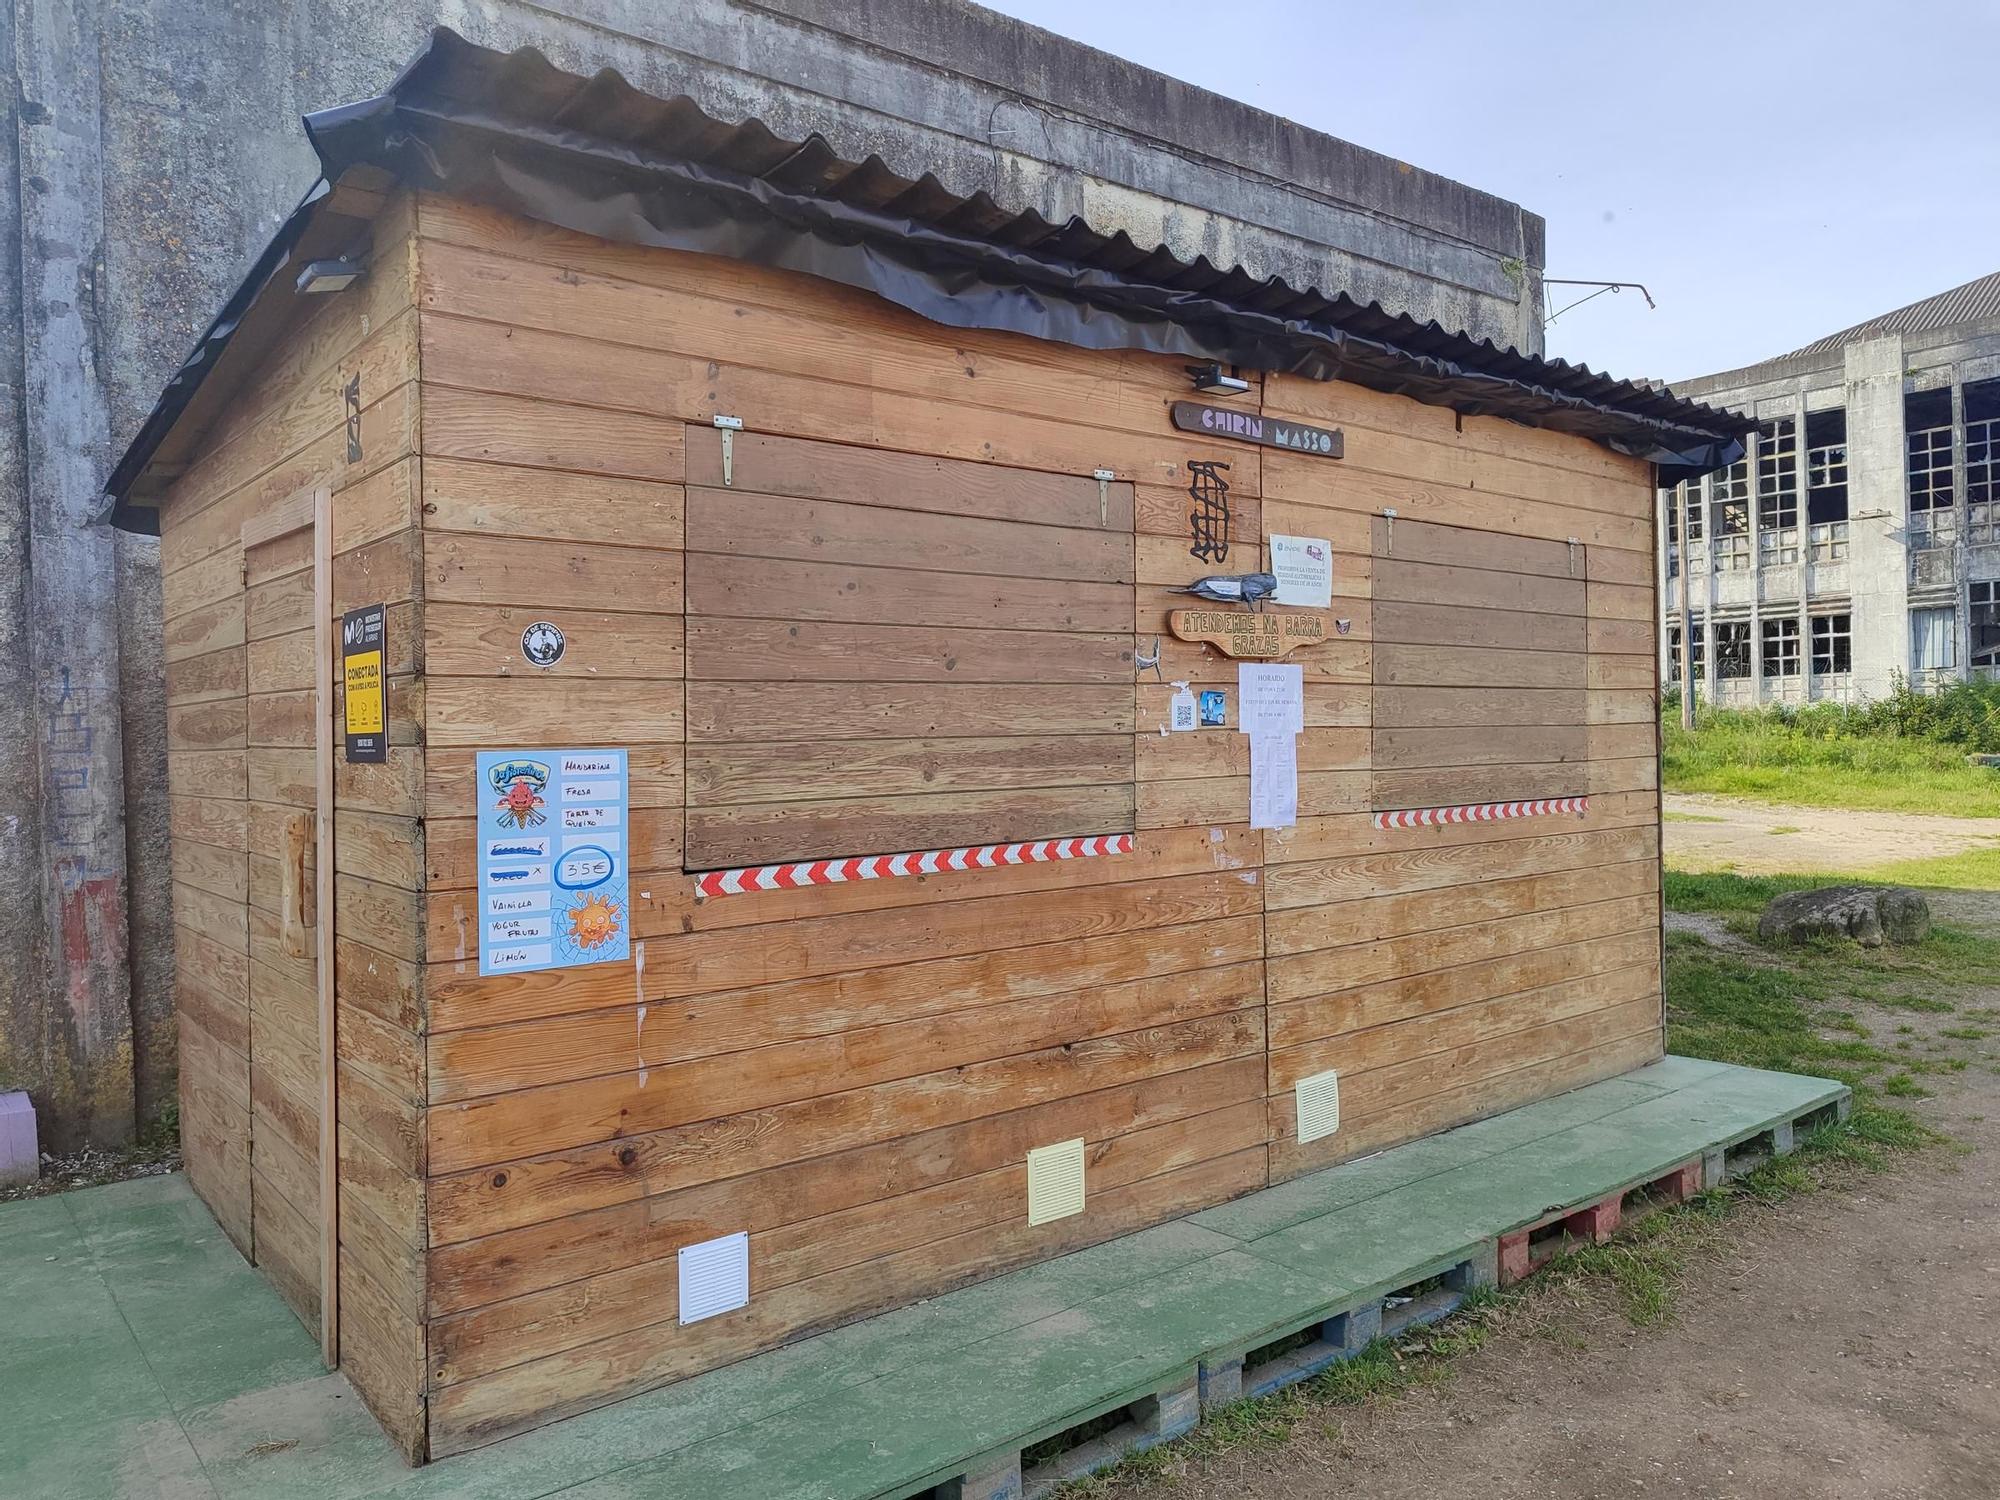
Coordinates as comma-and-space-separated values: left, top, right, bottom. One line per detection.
0, 1056, 1846, 1500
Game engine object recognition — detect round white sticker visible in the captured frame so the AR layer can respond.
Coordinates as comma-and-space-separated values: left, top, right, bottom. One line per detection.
521, 620, 566, 668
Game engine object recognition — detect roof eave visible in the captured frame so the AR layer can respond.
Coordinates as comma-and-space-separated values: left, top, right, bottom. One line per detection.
103, 28, 1750, 526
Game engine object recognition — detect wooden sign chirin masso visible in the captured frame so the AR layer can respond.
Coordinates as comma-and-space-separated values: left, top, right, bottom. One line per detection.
1168, 608, 1326, 659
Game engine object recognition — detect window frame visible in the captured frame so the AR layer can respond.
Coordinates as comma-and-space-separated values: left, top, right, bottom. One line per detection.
1760, 616, 1800, 678
1715, 620, 1752, 680
1810, 613, 1852, 676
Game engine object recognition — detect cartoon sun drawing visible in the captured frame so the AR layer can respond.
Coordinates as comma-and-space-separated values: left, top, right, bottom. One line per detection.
494, 776, 546, 829
566, 891, 623, 951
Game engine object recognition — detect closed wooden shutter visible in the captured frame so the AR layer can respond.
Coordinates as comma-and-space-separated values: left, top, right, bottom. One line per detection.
1370, 516, 1589, 810
683, 429, 1137, 869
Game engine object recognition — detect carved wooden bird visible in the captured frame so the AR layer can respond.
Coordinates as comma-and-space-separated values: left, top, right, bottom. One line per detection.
1172, 571, 1279, 609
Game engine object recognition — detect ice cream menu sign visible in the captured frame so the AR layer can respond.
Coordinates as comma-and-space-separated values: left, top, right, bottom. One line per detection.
476, 749, 631, 976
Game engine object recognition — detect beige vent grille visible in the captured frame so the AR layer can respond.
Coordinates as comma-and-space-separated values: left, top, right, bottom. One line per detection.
1295, 1069, 1341, 1145
1026, 1138, 1087, 1225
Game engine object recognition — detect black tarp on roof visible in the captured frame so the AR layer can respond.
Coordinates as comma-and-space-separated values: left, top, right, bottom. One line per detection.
104, 27, 1748, 528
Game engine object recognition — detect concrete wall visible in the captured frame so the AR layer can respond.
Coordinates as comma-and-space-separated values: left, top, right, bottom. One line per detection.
3, 0, 1547, 1148
1842, 335, 1912, 698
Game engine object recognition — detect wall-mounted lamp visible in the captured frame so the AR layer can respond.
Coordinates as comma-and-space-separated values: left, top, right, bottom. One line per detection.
296, 257, 366, 295
1187, 362, 1251, 397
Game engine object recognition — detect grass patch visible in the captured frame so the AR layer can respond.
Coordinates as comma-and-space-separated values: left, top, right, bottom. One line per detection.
1665, 940, 1892, 1087
1663, 679, 2000, 816
1664, 715, 2000, 816
1663, 810, 1727, 824
1859, 846, 2000, 892
1664, 869, 1834, 914
1664, 918, 1995, 1100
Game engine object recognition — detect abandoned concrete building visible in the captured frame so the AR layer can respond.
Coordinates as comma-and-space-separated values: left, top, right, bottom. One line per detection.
1662, 270, 2000, 705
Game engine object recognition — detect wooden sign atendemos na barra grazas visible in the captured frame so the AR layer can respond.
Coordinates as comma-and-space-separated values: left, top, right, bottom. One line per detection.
1168, 609, 1327, 658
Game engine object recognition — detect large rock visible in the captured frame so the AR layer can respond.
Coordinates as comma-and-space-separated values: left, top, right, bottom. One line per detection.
1757, 885, 1931, 948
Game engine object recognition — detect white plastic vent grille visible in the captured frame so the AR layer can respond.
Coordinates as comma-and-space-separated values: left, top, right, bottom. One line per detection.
1026, 1138, 1087, 1225
677, 1231, 750, 1324
1295, 1069, 1341, 1145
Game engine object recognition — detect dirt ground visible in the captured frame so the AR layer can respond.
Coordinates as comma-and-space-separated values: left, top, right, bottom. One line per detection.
1099, 859, 2000, 1500
1664, 792, 2000, 876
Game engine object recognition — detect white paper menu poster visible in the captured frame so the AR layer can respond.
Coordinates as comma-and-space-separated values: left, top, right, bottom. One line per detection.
477, 749, 630, 975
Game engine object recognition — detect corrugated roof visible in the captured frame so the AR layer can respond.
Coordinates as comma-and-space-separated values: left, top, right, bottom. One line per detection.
104, 28, 1750, 525
1788, 270, 2000, 357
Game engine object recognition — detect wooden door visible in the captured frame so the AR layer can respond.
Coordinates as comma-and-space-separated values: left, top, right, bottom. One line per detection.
240, 488, 337, 1362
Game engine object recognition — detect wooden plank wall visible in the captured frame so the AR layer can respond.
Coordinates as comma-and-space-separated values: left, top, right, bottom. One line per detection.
1258, 372, 1664, 1181
682, 429, 1137, 868
410, 194, 1271, 1456
155, 191, 432, 1460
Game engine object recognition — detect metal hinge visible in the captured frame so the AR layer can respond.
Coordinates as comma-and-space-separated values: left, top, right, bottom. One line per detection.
1568, 536, 1581, 576
714, 414, 744, 486
1382, 506, 1398, 553
1093, 468, 1115, 526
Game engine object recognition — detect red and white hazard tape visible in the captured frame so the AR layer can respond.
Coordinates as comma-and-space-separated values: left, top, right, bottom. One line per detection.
1373, 796, 1587, 831
696, 833, 1134, 899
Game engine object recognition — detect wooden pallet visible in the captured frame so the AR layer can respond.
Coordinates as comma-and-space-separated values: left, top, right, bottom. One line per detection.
911, 1074, 1851, 1500
1206, 1247, 1497, 1407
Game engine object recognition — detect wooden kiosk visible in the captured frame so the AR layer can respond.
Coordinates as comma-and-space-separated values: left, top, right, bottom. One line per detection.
104, 32, 1749, 1462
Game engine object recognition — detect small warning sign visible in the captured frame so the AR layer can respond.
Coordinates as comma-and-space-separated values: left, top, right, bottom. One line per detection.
341, 603, 387, 764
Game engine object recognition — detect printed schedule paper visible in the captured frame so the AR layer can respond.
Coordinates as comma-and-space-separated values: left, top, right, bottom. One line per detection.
476, 749, 631, 976
1237, 662, 1304, 737
1239, 662, 1302, 830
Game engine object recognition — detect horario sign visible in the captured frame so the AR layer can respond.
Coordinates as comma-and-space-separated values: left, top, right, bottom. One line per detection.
1172, 401, 1343, 458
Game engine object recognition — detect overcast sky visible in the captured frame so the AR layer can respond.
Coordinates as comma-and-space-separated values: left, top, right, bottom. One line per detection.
982, 0, 2000, 385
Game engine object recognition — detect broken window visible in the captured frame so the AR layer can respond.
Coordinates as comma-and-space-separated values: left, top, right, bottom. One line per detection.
1668, 620, 1706, 682
1761, 617, 1800, 677
1911, 605, 1958, 676
1758, 418, 1799, 539
1682, 476, 1705, 543
1907, 389, 1955, 548
1710, 460, 1750, 570
1713, 533, 1750, 571
1806, 409, 1848, 520
1810, 613, 1851, 676
1967, 381, 2000, 545
1972, 581, 2000, 670
1711, 460, 1748, 534
1804, 409, 1849, 563
1715, 620, 1752, 679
